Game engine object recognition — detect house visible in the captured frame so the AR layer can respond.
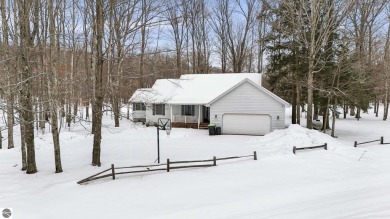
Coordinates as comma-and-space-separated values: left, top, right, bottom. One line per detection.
130, 73, 290, 135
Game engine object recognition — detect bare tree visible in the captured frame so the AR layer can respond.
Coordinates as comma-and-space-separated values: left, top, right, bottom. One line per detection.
187, 0, 211, 73
16, 0, 38, 173
165, 0, 186, 77
349, 0, 388, 120
48, 0, 63, 173
92, 0, 105, 166
210, 0, 229, 72
383, 11, 390, 120
211, 0, 259, 73
0, 0, 14, 149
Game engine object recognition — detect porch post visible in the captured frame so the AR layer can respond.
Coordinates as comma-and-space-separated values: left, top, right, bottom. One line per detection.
198, 105, 201, 129
170, 104, 173, 122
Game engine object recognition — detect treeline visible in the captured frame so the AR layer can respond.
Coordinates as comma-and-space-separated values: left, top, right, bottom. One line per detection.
261, 0, 390, 137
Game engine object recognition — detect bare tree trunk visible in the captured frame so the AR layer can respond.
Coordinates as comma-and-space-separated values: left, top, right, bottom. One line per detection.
383, 15, 390, 121
343, 102, 347, 119
48, 0, 63, 173
139, 0, 146, 84
291, 84, 297, 124
384, 100, 389, 121
322, 98, 331, 132
17, 0, 37, 174
356, 108, 361, 120
350, 106, 355, 116
313, 102, 319, 121
84, 1, 93, 123
6, 92, 14, 149
375, 101, 379, 117
331, 97, 337, 137
296, 84, 301, 125
92, 0, 105, 166
20, 116, 27, 170
307, 46, 315, 128
1, 0, 14, 149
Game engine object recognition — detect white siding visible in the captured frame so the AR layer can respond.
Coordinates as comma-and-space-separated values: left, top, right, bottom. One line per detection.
132, 111, 146, 121
210, 81, 285, 131
145, 103, 171, 125
172, 105, 181, 115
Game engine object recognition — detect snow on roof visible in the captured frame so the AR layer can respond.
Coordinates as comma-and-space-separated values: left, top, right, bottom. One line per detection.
129, 88, 153, 103
129, 79, 180, 103
130, 73, 261, 104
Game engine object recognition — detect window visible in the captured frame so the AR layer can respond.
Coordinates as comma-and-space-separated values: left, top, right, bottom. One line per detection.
181, 105, 195, 116
153, 104, 165, 115
133, 103, 146, 111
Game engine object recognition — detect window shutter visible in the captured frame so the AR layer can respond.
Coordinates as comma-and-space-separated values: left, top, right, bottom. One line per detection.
162, 104, 165, 115
152, 104, 156, 115
133, 103, 136, 110
191, 105, 195, 116
181, 105, 184, 115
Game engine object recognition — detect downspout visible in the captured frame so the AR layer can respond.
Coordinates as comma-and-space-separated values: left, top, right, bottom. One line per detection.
198, 105, 201, 129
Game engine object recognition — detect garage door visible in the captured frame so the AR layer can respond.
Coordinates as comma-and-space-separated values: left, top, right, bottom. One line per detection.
222, 114, 271, 135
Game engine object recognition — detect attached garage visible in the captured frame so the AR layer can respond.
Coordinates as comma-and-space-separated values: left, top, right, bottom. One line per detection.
222, 114, 271, 136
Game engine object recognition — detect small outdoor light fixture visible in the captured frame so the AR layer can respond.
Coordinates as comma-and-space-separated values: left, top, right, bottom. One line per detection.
155, 118, 172, 163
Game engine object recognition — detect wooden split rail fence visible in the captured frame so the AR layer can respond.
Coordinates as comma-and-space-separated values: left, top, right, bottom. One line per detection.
354, 136, 390, 147
77, 151, 257, 185
78, 136, 390, 185
293, 143, 327, 154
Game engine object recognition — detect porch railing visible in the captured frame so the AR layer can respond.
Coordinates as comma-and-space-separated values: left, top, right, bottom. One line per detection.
172, 115, 198, 123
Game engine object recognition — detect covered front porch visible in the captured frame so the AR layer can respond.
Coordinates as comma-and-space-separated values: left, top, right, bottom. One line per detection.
169, 104, 210, 129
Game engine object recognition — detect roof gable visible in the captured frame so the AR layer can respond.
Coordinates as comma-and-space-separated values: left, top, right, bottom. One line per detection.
208, 78, 290, 107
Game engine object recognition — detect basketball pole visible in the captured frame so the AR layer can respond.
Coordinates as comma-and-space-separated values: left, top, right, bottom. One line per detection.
156, 118, 171, 164
157, 126, 160, 164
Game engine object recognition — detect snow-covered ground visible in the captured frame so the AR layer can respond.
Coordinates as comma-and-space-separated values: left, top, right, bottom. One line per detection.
1, 107, 390, 218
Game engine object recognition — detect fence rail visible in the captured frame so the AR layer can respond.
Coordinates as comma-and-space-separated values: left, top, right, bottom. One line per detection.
354, 136, 390, 147
77, 151, 257, 185
293, 143, 327, 154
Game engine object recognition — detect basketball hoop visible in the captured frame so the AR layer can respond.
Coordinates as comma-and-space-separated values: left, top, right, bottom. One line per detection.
158, 118, 171, 132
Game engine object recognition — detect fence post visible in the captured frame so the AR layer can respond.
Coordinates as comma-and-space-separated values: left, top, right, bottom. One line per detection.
381, 136, 384, 144
293, 146, 296, 154
213, 156, 217, 166
324, 143, 328, 150
354, 141, 357, 147
253, 151, 257, 160
167, 159, 170, 172
111, 164, 115, 180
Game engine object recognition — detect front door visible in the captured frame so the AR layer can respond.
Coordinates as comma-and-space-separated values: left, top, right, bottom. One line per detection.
202, 106, 210, 123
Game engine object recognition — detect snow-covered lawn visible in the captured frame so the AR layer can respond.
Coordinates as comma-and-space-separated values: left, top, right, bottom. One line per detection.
1, 107, 390, 218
